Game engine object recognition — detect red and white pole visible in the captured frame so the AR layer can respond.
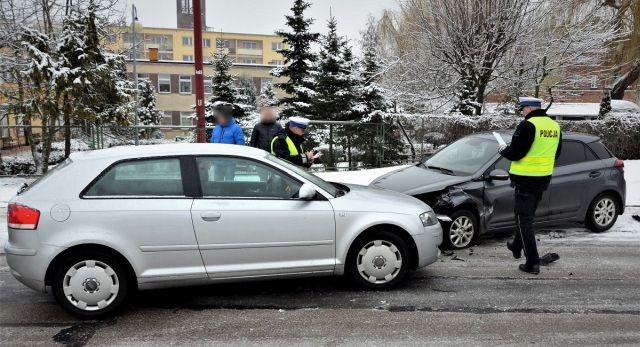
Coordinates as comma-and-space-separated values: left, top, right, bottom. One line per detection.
192, 0, 206, 143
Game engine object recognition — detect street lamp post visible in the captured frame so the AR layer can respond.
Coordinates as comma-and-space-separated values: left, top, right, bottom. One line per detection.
131, 4, 139, 146
193, 0, 206, 143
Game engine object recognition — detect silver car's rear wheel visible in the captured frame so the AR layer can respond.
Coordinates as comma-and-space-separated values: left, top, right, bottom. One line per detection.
52, 251, 130, 319
347, 230, 411, 289
587, 194, 619, 232
63, 260, 119, 311
356, 240, 403, 285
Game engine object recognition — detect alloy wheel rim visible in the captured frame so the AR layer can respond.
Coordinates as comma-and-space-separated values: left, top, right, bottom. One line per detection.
594, 197, 616, 227
450, 216, 474, 248
356, 240, 403, 284
63, 260, 119, 311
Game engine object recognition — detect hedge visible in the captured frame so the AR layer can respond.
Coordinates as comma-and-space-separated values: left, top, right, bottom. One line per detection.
397, 112, 640, 159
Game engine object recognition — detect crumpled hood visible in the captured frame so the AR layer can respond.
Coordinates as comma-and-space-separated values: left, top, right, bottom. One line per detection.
371, 165, 471, 196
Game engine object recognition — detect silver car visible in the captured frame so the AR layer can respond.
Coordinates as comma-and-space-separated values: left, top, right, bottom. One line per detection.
5, 144, 442, 318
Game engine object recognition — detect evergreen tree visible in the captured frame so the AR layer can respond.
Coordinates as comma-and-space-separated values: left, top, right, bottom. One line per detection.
599, 89, 612, 119
357, 16, 391, 120
258, 81, 279, 107
137, 79, 162, 139
235, 77, 258, 112
451, 74, 477, 116
206, 51, 236, 113
272, 0, 319, 118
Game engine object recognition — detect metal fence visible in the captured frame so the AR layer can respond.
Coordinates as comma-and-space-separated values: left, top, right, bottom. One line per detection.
1, 120, 420, 171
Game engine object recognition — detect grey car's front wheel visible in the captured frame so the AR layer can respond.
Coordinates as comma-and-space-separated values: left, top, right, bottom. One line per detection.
586, 193, 619, 232
52, 251, 130, 319
347, 230, 410, 290
441, 210, 478, 250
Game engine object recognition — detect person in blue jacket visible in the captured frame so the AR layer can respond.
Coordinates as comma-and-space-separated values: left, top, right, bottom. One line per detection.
210, 103, 245, 145
209, 103, 245, 181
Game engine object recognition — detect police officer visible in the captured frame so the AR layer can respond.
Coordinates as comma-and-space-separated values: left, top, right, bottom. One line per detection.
271, 116, 316, 167
499, 97, 562, 274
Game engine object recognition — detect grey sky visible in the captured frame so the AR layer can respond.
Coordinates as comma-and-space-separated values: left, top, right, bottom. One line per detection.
125, 0, 398, 44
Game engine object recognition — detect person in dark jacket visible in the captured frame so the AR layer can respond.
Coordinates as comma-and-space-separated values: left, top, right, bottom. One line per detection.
249, 106, 282, 151
499, 97, 562, 274
271, 116, 316, 168
210, 103, 245, 145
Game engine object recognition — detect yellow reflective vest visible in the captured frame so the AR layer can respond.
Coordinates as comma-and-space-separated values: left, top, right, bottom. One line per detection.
509, 117, 560, 177
270, 135, 303, 156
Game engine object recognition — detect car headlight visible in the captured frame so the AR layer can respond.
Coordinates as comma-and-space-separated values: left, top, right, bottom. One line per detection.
419, 210, 438, 227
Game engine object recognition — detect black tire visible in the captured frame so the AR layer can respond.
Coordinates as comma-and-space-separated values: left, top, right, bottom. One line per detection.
51, 251, 130, 319
346, 230, 411, 290
440, 210, 478, 250
586, 193, 619, 232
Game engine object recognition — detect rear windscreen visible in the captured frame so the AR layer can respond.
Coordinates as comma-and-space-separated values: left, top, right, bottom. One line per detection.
18, 158, 73, 195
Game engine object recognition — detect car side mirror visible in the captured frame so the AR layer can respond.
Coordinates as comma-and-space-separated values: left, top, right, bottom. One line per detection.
488, 169, 510, 181
298, 183, 317, 200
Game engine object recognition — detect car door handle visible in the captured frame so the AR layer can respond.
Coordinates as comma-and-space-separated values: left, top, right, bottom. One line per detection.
589, 171, 602, 178
200, 212, 222, 222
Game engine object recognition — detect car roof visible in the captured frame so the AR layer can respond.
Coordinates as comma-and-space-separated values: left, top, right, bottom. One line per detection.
69, 143, 269, 161
473, 130, 600, 143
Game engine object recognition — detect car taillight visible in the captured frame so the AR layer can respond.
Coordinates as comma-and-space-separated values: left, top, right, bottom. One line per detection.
7, 203, 40, 230
614, 159, 624, 172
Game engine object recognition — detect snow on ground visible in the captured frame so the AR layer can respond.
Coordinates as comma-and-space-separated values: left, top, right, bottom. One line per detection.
1, 160, 639, 253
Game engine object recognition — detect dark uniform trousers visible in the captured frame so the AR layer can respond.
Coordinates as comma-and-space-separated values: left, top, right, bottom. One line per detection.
512, 187, 542, 266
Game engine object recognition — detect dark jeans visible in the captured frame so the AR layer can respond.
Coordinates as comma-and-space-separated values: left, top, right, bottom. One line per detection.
512, 188, 543, 266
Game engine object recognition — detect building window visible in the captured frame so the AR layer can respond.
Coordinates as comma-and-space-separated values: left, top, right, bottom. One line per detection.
260, 78, 272, 92
182, 36, 193, 46
107, 34, 118, 44
271, 60, 283, 66
204, 79, 212, 94
271, 42, 283, 51
203, 38, 211, 48
590, 76, 598, 89
1, 106, 9, 138
180, 112, 193, 126
181, 0, 191, 14
161, 111, 173, 126
179, 75, 192, 94
158, 74, 171, 93
183, 55, 194, 62
241, 59, 257, 64
216, 39, 230, 48
137, 73, 149, 81
241, 41, 258, 49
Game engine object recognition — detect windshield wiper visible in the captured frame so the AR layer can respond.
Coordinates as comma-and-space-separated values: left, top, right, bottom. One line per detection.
427, 165, 454, 175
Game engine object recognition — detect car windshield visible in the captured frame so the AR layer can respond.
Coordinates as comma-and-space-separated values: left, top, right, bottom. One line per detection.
266, 154, 341, 197
423, 136, 498, 176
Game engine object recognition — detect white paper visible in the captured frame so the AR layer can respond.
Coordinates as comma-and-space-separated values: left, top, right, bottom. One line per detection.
493, 132, 507, 146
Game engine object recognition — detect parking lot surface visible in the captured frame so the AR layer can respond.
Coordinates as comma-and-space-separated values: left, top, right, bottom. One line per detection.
2, 219, 639, 346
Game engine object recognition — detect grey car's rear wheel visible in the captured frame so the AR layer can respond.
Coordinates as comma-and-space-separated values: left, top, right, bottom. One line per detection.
347, 230, 410, 290
586, 193, 619, 232
52, 251, 130, 319
441, 210, 478, 250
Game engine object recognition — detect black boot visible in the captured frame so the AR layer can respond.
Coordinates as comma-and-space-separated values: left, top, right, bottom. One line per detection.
507, 240, 521, 259
519, 263, 540, 275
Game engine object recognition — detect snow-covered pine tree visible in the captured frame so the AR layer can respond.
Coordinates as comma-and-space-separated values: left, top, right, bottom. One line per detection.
272, 0, 319, 118
357, 16, 391, 121
599, 89, 612, 119
258, 81, 279, 108
205, 50, 237, 121
137, 78, 162, 139
234, 77, 259, 128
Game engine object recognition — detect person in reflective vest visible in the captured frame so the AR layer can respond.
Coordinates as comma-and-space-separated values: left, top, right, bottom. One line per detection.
498, 97, 562, 275
271, 116, 315, 168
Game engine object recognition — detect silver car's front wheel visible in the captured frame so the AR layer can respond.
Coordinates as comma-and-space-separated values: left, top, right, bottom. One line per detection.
348, 230, 410, 289
52, 251, 130, 318
356, 240, 403, 285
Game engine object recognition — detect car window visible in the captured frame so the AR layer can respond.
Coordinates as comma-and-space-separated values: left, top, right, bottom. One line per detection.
196, 157, 302, 199
424, 136, 498, 176
493, 157, 511, 172
555, 141, 589, 167
587, 142, 613, 159
84, 158, 184, 197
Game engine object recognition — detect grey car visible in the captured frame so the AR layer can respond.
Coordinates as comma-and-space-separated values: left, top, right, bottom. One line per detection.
373, 132, 626, 249
5, 144, 442, 318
